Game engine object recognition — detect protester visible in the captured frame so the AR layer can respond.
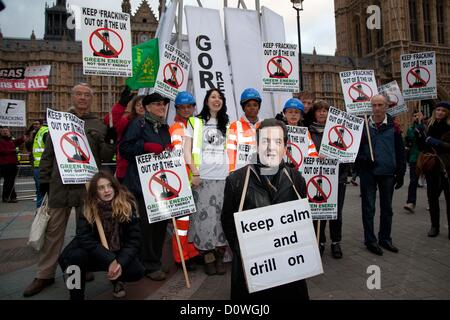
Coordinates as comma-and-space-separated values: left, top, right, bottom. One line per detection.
23, 83, 115, 297
0, 126, 28, 203
309, 100, 350, 258
103, 86, 143, 183
184, 88, 229, 276
120, 92, 172, 281
298, 91, 315, 127
415, 101, 450, 239
227, 88, 261, 172
221, 119, 309, 300
356, 94, 406, 256
169, 91, 199, 271
59, 171, 144, 300
404, 113, 421, 213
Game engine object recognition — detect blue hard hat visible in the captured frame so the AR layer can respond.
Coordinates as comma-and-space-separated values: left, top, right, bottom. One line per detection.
240, 88, 262, 108
175, 91, 196, 106
283, 98, 304, 113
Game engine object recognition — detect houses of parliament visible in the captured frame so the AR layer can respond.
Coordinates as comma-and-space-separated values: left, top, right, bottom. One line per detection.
0, 0, 449, 132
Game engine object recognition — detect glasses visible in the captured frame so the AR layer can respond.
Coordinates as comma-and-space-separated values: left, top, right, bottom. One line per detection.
74, 92, 92, 98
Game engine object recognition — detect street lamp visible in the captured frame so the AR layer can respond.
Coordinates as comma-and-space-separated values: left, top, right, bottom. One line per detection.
291, 0, 304, 92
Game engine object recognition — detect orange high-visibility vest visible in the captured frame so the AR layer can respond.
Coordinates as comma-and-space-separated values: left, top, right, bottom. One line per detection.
226, 116, 259, 172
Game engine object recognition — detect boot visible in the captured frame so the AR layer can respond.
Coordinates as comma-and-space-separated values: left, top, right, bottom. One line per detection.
428, 227, 439, 237
23, 278, 55, 297
214, 248, 226, 275
203, 251, 216, 275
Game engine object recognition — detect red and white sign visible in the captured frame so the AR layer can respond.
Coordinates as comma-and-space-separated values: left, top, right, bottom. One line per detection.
262, 42, 299, 93
80, 7, 132, 77
46, 108, 98, 184
378, 81, 408, 117
137, 150, 196, 224
154, 42, 191, 101
319, 107, 364, 163
340, 70, 378, 115
0, 65, 51, 91
401, 51, 437, 101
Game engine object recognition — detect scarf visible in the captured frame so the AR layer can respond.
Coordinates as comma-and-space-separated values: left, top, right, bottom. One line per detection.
144, 111, 167, 133
309, 122, 325, 134
97, 200, 121, 252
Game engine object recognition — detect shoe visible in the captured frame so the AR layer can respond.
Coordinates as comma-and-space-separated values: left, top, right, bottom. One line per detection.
23, 278, 55, 297
85, 272, 95, 282
366, 243, 383, 256
379, 241, 399, 253
319, 243, 325, 257
403, 203, 415, 213
7, 198, 18, 203
331, 243, 343, 259
214, 250, 226, 275
203, 252, 216, 275
350, 180, 358, 186
427, 227, 439, 237
112, 281, 126, 298
177, 259, 197, 272
147, 270, 166, 281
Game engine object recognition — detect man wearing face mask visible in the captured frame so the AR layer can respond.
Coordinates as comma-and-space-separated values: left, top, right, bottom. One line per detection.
221, 119, 309, 300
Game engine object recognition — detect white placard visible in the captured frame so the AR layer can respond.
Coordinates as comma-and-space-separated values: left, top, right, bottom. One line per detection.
340, 70, 378, 115
0, 99, 26, 127
301, 157, 339, 220
378, 81, 408, 117
46, 108, 98, 184
285, 126, 314, 172
80, 7, 132, 77
154, 42, 191, 101
136, 149, 196, 224
234, 199, 323, 294
401, 51, 437, 101
262, 42, 299, 93
319, 107, 365, 163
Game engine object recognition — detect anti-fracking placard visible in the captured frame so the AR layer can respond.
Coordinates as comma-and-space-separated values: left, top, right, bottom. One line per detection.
137, 149, 196, 224
340, 70, 378, 115
401, 51, 437, 101
285, 126, 314, 172
378, 81, 408, 117
154, 42, 191, 101
234, 199, 323, 294
320, 107, 364, 163
301, 157, 339, 220
262, 42, 299, 93
80, 7, 132, 77
0, 99, 26, 127
46, 108, 98, 184
0, 65, 51, 91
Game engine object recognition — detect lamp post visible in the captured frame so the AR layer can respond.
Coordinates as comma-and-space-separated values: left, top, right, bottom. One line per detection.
291, 0, 304, 92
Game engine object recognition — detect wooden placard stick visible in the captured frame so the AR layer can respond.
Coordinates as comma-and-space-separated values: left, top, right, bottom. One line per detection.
364, 115, 375, 162
172, 217, 191, 289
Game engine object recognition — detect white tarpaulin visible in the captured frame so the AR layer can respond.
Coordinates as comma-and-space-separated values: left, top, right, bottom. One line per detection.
185, 6, 237, 122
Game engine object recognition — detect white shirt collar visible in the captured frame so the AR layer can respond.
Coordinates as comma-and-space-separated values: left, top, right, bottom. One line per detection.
369, 115, 388, 127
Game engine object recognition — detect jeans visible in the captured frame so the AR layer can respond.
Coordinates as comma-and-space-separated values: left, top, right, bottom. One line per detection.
406, 163, 418, 205
360, 170, 395, 245
33, 168, 44, 208
425, 173, 450, 231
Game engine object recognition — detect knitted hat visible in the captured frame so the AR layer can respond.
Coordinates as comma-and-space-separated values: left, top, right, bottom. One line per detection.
436, 101, 450, 111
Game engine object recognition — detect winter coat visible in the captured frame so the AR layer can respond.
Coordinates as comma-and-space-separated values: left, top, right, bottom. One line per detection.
39, 111, 115, 208
309, 122, 351, 184
119, 116, 172, 196
0, 136, 24, 165
405, 124, 420, 164
221, 162, 309, 300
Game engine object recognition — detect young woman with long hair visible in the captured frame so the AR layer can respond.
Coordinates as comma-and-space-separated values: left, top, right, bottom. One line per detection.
183, 88, 230, 276
59, 171, 144, 300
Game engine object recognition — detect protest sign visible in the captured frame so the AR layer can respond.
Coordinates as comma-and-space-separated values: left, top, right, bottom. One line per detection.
234, 198, 323, 293
301, 157, 339, 220
46, 108, 98, 184
126, 38, 159, 90
319, 107, 364, 163
378, 81, 408, 117
80, 7, 132, 77
0, 99, 26, 127
340, 70, 378, 115
262, 42, 299, 93
154, 42, 191, 101
136, 149, 196, 224
0, 65, 51, 91
285, 126, 314, 172
235, 144, 257, 171
401, 51, 437, 101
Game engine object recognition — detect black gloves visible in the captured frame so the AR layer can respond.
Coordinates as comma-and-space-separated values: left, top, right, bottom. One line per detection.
105, 126, 117, 144
394, 175, 404, 190
119, 86, 135, 107
275, 112, 284, 122
40, 183, 50, 196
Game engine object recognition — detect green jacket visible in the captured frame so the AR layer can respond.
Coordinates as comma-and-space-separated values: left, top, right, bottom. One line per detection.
405, 125, 420, 164
39, 110, 115, 208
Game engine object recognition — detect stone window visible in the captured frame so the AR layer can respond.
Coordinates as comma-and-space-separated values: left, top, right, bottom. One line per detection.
354, 17, 362, 57
423, 0, 432, 43
41, 92, 53, 112
409, 0, 419, 42
73, 64, 85, 85
437, 0, 445, 44
322, 73, 333, 94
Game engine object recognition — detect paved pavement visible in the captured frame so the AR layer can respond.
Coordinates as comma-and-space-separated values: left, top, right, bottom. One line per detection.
1, 175, 449, 300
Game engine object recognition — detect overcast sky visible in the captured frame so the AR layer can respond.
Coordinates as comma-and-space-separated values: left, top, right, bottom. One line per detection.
0, 0, 337, 55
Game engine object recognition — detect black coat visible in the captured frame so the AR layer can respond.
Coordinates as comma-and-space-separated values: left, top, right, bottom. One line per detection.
221, 162, 310, 300
119, 117, 171, 196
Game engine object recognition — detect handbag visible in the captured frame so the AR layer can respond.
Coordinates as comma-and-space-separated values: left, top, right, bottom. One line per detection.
416, 151, 437, 176
27, 194, 50, 251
